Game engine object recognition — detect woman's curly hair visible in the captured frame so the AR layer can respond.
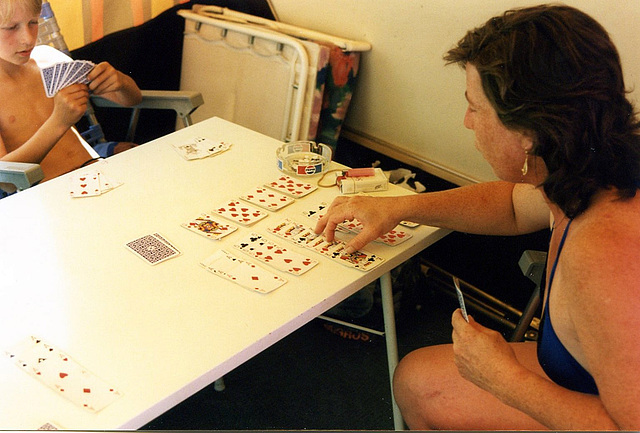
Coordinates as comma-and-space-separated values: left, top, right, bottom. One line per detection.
445, 4, 640, 218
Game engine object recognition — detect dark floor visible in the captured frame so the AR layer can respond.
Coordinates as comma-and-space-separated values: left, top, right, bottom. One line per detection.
142, 137, 549, 430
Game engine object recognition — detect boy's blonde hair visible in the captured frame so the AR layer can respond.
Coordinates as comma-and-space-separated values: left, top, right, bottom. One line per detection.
0, 0, 42, 26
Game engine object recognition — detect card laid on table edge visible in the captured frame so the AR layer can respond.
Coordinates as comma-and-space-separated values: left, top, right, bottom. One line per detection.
69, 169, 122, 198
240, 186, 294, 211
212, 199, 269, 226
125, 232, 181, 265
4, 336, 122, 413
233, 232, 319, 276
181, 213, 238, 240
264, 174, 317, 198
200, 249, 287, 294
267, 218, 384, 271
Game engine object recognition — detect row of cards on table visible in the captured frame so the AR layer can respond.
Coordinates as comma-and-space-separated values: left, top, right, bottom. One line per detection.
124, 180, 415, 294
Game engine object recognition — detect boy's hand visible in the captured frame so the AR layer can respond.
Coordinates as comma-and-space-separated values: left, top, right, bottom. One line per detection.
87, 62, 126, 96
51, 84, 90, 128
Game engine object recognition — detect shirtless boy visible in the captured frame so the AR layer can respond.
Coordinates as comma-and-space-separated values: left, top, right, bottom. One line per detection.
0, 0, 141, 191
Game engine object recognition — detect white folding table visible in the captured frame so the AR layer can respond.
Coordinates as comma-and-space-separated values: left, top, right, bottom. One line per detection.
0, 117, 448, 430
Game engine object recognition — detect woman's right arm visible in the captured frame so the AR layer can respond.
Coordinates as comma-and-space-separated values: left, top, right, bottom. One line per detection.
315, 181, 550, 253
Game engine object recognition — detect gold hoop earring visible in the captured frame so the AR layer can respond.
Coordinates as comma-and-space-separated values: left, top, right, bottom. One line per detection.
521, 152, 529, 176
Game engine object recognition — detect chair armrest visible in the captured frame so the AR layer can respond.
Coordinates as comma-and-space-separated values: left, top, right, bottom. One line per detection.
0, 161, 44, 191
91, 90, 204, 122
90, 90, 204, 142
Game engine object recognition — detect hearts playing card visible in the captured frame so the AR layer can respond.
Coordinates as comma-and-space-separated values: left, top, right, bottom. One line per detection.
267, 218, 385, 271
264, 175, 317, 198
233, 233, 318, 275
69, 168, 122, 198
4, 336, 122, 413
69, 172, 101, 197
212, 200, 269, 225
240, 187, 294, 211
200, 250, 287, 293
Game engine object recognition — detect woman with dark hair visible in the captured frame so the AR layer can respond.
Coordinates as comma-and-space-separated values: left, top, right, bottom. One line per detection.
315, 4, 640, 430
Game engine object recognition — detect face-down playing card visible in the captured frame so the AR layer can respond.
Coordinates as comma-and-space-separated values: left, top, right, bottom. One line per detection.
40, 60, 95, 98
4, 336, 122, 413
200, 249, 287, 293
125, 233, 181, 265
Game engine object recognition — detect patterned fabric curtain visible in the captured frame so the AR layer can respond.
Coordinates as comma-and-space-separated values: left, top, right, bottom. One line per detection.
48, 0, 188, 50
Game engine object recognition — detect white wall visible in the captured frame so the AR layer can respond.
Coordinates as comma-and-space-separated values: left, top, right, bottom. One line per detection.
269, 0, 640, 184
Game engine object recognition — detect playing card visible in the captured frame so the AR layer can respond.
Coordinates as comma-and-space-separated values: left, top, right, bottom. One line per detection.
374, 228, 413, 246
5, 336, 122, 413
453, 277, 469, 322
212, 200, 269, 225
40, 64, 56, 97
37, 421, 62, 430
181, 213, 237, 240
240, 187, 294, 211
266, 219, 308, 242
267, 218, 384, 271
339, 218, 364, 233
336, 249, 385, 271
61, 61, 94, 87
69, 172, 101, 197
264, 175, 317, 198
39, 60, 95, 98
400, 220, 420, 228
201, 249, 287, 293
301, 202, 328, 220
171, 136, 232, 160
68, 169, 122, 198
331, 217, 412, 246
234, 233, 318, 275
125, 233, 181, 265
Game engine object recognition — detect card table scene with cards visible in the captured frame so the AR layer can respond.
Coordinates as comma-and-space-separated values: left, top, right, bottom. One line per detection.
0, 117, 449, 430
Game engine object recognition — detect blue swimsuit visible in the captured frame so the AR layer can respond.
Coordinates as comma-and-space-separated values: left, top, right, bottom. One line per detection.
537, 219, 599, 394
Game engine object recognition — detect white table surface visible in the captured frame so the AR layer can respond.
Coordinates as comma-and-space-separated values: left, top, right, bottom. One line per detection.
0, 117, 448, 430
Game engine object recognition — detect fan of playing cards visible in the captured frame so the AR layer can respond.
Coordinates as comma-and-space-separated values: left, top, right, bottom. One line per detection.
40, 60, 96, 98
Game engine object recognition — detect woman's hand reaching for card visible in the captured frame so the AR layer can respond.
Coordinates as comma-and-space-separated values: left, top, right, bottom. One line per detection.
314, 195, 403, 253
